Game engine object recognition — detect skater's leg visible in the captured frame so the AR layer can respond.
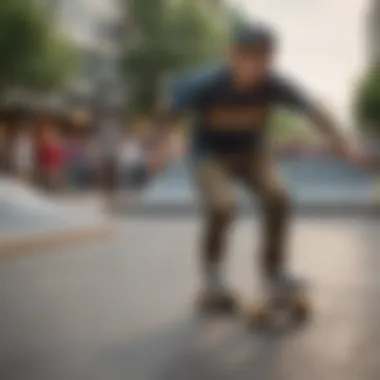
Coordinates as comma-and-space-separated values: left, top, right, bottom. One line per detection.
246, 156, 310, 321
242, 150, 292, 279
196, 156, 236, 294
242, 151, 295, 324
260, 181, 291, 279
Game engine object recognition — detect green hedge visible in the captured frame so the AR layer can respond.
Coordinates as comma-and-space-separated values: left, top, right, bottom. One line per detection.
354, 66, 380, 133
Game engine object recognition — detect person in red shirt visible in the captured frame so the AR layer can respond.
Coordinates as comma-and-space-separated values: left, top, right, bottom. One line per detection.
37, 124, 65, 191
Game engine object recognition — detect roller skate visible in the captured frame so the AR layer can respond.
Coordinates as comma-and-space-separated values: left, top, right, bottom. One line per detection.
247, 273, 311, 328
196, 268, 238, 315
197, 288, 238, 315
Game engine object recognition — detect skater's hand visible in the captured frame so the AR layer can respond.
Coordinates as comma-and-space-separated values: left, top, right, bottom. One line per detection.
147, 141, 172, 176
332, 138, 367, 167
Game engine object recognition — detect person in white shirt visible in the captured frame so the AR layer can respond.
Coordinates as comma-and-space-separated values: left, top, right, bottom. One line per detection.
95, 116, 121, 194
118, 133, 147, 189
12, 126, 35, 182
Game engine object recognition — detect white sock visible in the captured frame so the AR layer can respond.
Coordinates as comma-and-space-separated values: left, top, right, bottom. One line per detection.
205, 266, 225, 294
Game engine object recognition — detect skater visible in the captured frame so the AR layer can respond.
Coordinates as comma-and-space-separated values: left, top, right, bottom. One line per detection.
156, 24, 363, 322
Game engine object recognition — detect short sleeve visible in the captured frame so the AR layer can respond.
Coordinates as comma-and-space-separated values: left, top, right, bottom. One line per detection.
169, 64, 224, 113
273, 75, 314, 114
169, 75, 204, 113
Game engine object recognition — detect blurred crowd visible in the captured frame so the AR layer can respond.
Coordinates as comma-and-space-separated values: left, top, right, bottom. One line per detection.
0, 109, 186, 194
2, 108, 375, 198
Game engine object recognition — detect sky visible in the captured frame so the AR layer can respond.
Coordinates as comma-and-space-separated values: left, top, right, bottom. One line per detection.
228, 0, 370, 124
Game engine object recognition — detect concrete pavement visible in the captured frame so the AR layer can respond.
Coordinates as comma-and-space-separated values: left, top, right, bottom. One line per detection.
1, 216, 380, 380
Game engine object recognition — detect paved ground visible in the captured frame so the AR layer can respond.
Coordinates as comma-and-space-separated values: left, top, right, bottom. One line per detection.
1, 216, 380, 380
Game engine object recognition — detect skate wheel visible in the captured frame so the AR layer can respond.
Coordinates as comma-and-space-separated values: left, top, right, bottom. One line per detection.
291, 296, 311, 322
247, 304, 272, 328
197, 292, 237, 314
220, 295, 237, 312
214, 294, 237, 313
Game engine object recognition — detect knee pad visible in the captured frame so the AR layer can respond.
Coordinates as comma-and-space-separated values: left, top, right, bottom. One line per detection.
210, 200, 236, 223
265, 191, 292, 216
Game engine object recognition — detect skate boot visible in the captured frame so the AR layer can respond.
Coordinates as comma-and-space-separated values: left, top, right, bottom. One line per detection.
197, 287, 238, 314
247, 274, 311, 327
197, 268, 238, 314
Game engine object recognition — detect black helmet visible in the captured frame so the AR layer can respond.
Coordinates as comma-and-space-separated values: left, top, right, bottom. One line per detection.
232, 23, 277, 52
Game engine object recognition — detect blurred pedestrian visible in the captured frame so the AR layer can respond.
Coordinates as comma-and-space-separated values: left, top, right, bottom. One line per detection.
95, 114, 121, 204
167, 130, 186, 163
11, 124, 35, 182
118, 132, 147, 190
146, 135, 168, 178
37, 124, 65, 192
0, 122, 8, 173
64, 131, 89, 190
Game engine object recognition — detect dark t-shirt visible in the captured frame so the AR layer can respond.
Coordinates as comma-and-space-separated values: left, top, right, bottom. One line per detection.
170, 64, 313, 155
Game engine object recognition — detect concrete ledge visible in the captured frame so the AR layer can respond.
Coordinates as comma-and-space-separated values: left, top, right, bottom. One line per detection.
118, 202, 380, 218
0, 222, 115, 259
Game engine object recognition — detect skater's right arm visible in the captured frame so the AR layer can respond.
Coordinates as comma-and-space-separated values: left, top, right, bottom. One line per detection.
150, 70, 212, 173
154, 72, 209, 137
274, 75, 366, 166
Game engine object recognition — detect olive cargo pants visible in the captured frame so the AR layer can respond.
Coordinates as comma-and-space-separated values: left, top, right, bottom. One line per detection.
196, 148, 291, 279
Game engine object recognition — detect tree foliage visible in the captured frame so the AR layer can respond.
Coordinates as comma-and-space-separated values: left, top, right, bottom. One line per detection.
354, 66, 380, 133
269, 110, 318, 145
123, 0, 230, 116
123, 0, 316, 145
0, 0, 75, 95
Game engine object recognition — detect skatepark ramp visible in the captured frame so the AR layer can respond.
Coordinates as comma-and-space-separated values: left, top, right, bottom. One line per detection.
0, 178, 113, 256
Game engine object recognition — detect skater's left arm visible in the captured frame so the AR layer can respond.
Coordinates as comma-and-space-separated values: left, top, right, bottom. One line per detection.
155, 72, 208, 137
151, 71, 209, 174
276, 77, 363, 163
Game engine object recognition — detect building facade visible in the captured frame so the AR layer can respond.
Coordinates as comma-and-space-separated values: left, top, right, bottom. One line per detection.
367, 0, 380, 64
44, 0, 125, 111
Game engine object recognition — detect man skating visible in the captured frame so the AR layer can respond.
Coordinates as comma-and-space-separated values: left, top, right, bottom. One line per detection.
157, 24, 363, 322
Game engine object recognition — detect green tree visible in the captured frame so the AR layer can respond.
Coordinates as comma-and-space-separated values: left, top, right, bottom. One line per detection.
24, 37, 76, 92
267, 109, 320, 148
0, 0, 75, 96
123, 0, 230, 116
228, 7, 249, 30
354, 65, 380, 134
